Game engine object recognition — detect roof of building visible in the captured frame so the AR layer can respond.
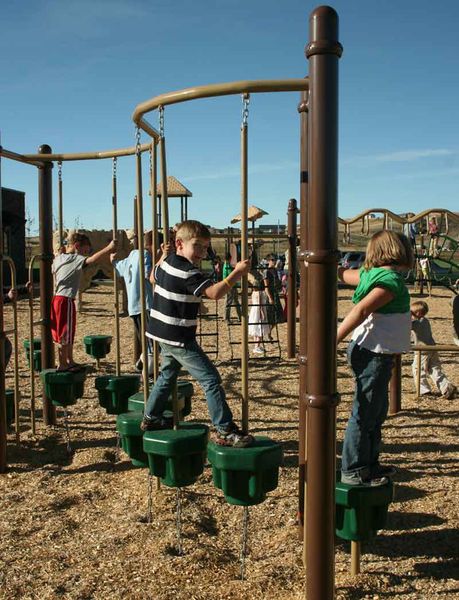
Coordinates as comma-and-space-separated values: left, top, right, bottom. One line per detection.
156, 176, 192, 198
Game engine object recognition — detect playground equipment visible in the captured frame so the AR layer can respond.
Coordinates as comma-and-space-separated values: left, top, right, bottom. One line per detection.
335, 476, 394, 575
83, 334, 113, 369
40, 367, 88, 452
1, 256, 21, 444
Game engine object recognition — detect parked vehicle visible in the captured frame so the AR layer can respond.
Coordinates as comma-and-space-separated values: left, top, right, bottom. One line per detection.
341, 251, 366, 270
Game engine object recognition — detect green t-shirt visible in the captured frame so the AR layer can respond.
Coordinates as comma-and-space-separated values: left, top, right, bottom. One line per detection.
222, 262, 233, 279
352, 267, 409, 314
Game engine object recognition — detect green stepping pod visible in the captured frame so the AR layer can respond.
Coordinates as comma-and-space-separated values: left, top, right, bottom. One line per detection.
143, 423, 209, 487
94, 375, 140, 415
335, 476, 394, 541
5, 389, 15, 427
40, 368, 88, 407
116, 411, 148, 468
83, 335, 112, 360
23, 338, 42, 372
128, 380, 194, 418
207, 436, 283, 506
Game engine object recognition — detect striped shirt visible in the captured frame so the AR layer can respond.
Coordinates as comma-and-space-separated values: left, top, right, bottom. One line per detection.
146, 253, 213, 346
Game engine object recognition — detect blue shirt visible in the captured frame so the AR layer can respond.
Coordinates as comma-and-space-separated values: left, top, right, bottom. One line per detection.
114, 250, 153, 316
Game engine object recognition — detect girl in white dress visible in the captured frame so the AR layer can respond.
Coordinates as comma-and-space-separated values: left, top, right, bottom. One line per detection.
248, 280, 271, 355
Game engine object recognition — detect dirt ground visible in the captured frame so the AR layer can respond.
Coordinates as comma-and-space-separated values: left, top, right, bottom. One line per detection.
1, 285, 458, 600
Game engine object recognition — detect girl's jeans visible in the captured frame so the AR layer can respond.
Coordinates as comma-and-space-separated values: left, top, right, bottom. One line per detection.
341, 341, 394, 478
144, 340, 233, 430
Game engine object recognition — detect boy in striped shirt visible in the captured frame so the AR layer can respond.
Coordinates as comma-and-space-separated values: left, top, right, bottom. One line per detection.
143, 220, 253, 447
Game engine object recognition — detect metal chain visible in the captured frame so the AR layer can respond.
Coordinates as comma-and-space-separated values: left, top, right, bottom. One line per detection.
176, 487, 184, 555
159, 106, 165, 138
63, 409, 72, 454
147, 473, 153, 523
240, 506, 250, 580
57, 161, 62, 181
114, 432, 120, 462
242, 94, 250, 128
112, 156, 117, 178
135, 126, 142, 155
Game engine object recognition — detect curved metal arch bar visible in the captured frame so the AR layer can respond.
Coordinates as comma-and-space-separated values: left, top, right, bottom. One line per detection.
21, 142, 153, 162
338, 207, 459, 226
132, 78, 310, 129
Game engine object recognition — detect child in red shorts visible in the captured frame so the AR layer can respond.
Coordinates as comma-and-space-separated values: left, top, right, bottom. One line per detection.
51, 233, 115, 371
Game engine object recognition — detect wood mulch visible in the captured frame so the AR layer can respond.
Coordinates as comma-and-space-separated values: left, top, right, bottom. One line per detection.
1, 285, 458, 599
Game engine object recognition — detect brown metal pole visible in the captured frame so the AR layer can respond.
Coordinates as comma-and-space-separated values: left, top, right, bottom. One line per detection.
287, 198, 297, 358
298, 90, 309, 543
389, 354, 402, 415
38, 144, 56, 426
304, 8, 342, 600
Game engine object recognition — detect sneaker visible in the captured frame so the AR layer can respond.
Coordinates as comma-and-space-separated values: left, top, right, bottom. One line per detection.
213, 423, 254, 448
370, 463, 397, 478
253, 346, 264, 355
442, 384, 457, 399
341, 471, 389, 488
140, 416, 173, 432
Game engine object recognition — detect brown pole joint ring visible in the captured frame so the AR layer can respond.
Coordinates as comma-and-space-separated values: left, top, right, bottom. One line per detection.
305, 392, 341, 408
305, 40, 343, 59
298, 249, 341, 264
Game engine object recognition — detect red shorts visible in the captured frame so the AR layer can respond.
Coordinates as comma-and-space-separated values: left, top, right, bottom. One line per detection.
51, 296, 76, 345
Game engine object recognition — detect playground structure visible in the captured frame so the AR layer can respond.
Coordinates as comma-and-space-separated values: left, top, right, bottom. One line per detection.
1, 6, 458, 599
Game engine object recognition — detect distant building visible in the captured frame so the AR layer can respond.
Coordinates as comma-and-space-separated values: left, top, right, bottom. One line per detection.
256, 224, 286, 234
2, 187, 26, 286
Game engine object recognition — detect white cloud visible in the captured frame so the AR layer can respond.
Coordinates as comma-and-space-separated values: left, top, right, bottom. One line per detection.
343, 148, 455, 166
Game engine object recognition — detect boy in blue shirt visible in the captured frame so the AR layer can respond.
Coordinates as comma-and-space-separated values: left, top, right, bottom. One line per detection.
111, 231, 155, 365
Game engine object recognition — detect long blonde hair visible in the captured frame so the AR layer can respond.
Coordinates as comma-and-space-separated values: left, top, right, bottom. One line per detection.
364, 230, 414, 270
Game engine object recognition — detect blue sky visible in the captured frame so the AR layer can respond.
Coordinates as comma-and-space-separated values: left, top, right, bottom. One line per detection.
1, 0, 458, 233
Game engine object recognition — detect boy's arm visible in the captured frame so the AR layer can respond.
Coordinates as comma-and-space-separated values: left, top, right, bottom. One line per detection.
337, 286, 394, 344
150, 243, 173, 284
86, 240, 116, 266
203, 259, 250, 301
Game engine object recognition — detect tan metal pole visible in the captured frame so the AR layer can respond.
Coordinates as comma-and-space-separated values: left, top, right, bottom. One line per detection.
287, 198, 297, 358
2, 257, 20, 444
112, 158, 121, 376
416, 350, 421, 398
135, 131, 149, 403
240, 95, 249, 433
57, 161, 64, 247
351, 541, 361, 575
305, 8, 342, 600
149, 142, 160, 382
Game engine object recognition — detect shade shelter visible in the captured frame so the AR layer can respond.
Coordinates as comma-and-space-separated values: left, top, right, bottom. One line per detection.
156, 175, 192, 225
231, 204, 269, 267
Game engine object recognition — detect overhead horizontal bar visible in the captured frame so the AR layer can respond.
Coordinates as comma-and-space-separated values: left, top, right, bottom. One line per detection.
132, 78, 310, 129
20, 142, 153, 162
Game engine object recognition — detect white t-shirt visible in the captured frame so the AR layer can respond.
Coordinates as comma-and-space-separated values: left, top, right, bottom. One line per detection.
52, 253, 87, 298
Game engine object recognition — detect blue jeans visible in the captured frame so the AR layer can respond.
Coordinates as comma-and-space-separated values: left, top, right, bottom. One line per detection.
341, 341, 394, 477
144, 340, 233, 430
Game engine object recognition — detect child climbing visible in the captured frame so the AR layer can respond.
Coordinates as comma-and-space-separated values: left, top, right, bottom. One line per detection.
51, 233, 115, 371
337, 230, 414, 487
143, 220, 253, 447
411, 300, 457, 399
248, 279, 271, 355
